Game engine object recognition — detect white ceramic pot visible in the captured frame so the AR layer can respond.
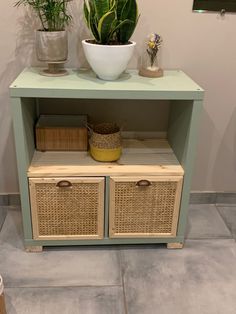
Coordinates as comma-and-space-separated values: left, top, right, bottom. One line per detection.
82, 40, 136, 81
36, 30, 68, 62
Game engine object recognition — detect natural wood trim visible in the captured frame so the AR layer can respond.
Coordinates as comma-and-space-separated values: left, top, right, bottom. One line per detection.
97, 179, 105, 239
34, 235, 103, 241
139, 67, 163, 78
25, 245, 43, 253
167, 242, 184, 249
0, 293, 7, 314
28, 165, 184, 177
29, 177, 104, 184
29, 180, 39, 240
109, 178, 116, 238
171, 177, 183, 236
109, 233, 174, 239
110, 176, 183, 183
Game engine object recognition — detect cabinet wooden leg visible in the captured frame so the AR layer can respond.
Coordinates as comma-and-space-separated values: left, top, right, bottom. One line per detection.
25, 246, 43, 253
167, 242, 184, 249
0, 292, 7, 314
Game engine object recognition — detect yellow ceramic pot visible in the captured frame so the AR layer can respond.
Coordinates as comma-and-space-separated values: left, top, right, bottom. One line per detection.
90, 145, 122, 162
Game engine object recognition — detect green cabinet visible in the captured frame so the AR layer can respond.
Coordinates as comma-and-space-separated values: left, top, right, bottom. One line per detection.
10, 68, 204, 251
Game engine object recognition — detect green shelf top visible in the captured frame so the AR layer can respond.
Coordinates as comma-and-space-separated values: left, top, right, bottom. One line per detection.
10, 67, 204, 100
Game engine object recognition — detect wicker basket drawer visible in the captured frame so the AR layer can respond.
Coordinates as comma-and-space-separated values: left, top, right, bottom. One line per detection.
109, 176, 183, 238
29, 177, 104, 240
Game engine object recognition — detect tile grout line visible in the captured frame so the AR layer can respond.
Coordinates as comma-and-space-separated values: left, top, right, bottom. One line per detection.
118, 249, 128, 314
4, 284, 123, 289
215, 205, 236, 242
187, 204, 234, 240
186, 236, 233, 240
214, 205, 234, 238
215, 204, 236, 207
185, 238, 234, 242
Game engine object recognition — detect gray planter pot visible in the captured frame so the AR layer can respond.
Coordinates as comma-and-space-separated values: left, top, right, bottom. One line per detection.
36, 30, 68, 62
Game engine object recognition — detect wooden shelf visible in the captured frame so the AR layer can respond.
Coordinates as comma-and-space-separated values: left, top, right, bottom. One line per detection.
28, 139, 184, 177
10, 68, 204, 100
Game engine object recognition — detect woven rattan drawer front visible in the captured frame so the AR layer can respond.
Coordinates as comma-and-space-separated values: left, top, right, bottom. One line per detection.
29, 177, 104, 240
109, 176, 183, 238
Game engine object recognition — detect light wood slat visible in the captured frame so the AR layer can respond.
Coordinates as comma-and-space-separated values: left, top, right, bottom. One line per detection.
167, 242, 184, 249
28, 139, 184, 176
25, 246, 43, 252
122, 138, 173, 153
118, 153, 179, 165
29, 152, 179, 166
28, 165, 183, 177
28, 139, 184, 177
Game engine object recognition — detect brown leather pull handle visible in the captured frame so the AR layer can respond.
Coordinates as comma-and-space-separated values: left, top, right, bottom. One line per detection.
56, 180, 72, 188
136, 180, 152, 187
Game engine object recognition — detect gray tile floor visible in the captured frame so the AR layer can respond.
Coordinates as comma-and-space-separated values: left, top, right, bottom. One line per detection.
1, 204, 236, 314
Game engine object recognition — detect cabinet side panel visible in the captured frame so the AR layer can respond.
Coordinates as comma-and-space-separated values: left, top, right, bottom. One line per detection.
11, 97, 37, 240
168, 100, 203, 237
168, 100, 193, 164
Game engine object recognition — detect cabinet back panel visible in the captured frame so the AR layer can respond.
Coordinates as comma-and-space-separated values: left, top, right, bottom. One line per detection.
38, 99, 170, 132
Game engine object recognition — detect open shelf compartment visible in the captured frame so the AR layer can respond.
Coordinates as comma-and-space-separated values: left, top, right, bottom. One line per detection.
28, 138, 184, 177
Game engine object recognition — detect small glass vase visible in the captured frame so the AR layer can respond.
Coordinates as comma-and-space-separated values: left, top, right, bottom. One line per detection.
139, 50, 163, 78
139, 33, 163, 78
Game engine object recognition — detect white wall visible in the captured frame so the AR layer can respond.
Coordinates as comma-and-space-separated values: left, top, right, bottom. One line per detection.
0, 0, 236, 192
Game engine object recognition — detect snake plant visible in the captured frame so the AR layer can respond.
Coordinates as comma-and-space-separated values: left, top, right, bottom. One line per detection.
15, 0, 72, 31
84, 0, 139, 45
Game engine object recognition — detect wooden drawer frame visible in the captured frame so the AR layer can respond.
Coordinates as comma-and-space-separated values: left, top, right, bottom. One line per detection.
109, 176, 183, 238
29, 177, 105, 240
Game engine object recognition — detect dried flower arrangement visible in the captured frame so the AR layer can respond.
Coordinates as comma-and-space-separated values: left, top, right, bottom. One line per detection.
146, 33, 162, 70
139, 33, 163, 78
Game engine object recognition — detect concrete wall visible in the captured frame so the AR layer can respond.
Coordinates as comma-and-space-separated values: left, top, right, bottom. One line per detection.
0, 0, 235, 192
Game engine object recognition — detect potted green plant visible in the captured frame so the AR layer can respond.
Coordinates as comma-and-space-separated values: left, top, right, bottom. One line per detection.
82, 0, 139, 81
15, 0, 72, 74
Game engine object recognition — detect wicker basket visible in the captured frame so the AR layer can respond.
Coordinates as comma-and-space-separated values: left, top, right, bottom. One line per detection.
29, 177, 105, 240
89, 123, 122, 162
36, 115, 88, 151
109, 176, 183, 238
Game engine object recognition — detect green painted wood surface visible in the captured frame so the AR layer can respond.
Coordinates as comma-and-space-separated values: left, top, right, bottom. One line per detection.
11, 97, 37, 239
10, 67, 204, 247
168, 100, 203, 237
24, 235, 184, 247
10, 68, 204, 100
